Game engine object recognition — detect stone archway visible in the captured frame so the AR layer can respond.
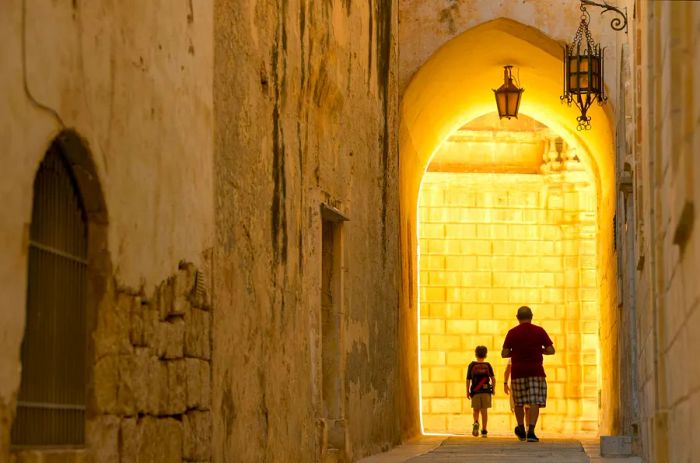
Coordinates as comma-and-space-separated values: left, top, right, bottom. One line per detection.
398, 18, 617, 438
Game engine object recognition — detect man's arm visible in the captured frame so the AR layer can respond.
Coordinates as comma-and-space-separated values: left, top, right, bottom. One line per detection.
504, 362, 511, 394
502, 331, 512, 358
541, 328, 555, 355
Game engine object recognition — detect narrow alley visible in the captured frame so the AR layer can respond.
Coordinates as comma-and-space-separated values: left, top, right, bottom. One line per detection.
1, 1, 700, 462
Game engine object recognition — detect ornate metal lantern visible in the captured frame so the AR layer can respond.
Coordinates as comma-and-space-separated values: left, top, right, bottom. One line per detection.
561, 3, 607, 130
493, 65, 524, 119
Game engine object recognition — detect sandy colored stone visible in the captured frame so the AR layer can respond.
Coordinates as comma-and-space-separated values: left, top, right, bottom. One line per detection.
86, 415, 120, 463
185, 308, 210, 360
158, 318, 185, 360
121, 416, 183, 463
94, 293, 133, 358
117, 354, 137, 416
93, 355, 119, 414
183, 410, 212, 460
130, 296, 147, 347
158, 359, 186, 415
185, 358, 211, 410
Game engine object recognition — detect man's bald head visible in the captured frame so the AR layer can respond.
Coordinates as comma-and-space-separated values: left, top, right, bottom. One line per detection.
516, 306, 533, 321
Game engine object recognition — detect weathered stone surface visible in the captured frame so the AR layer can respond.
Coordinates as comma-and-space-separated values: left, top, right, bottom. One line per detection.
130, 296, 147, 347
143, 304, 160, 355
176, 263, 196, 297
117, 355, 136, 415
157, 318, 185, 359
183, 410, 212, 461
159, 360, 186, 415
94, 293, 132, 358
185, 308, 210, 360
157, 280, 174, 321
121, 417, 183, 463
93, 356, 119, 414
130, 348, 151, 413
185, 358, 211, 410
86, 415, 120, 463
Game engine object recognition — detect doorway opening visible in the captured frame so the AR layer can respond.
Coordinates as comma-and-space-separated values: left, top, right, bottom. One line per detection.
417, 113, 600, 435
320, 205, 347, 458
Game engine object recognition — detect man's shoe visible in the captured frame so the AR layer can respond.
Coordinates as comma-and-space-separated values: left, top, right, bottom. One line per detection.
514, 425, 526, 441
481, 429, 488, 438
526, 431, 539, 442
472, 422, 479, 437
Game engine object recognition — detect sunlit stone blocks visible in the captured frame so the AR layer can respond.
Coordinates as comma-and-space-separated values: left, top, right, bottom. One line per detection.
419, 172, 600, 435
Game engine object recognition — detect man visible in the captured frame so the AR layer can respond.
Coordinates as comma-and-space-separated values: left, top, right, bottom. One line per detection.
501, 306, 555, 443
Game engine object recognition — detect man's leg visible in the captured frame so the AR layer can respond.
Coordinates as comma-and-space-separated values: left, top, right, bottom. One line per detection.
527, 405, 540, 427
523, 405, 529, 428
514, 405, 525, 426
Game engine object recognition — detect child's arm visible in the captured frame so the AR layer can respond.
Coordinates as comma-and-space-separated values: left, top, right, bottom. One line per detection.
466, 379, 471, 398
490, 375, 496, 395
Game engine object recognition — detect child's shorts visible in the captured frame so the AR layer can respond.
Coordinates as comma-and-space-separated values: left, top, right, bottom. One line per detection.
471, 393, 492, 409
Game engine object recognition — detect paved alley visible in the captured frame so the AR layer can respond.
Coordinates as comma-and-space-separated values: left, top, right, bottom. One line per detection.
358, 436, 642, 463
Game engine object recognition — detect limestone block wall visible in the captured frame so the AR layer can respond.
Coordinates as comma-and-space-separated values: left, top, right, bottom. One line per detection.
418, 172, 598, 435
90, 263, 212, 463
629, 2, 700, 461
9, 262, 213, 463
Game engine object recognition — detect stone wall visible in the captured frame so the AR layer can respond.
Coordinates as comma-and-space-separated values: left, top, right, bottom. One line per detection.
419, 171, 598, 435
213, 1, 401, 462
629, 2, 700, 461
10, 262, 213, 463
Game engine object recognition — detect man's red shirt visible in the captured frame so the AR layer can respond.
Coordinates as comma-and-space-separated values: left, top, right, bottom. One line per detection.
503, 322, 553, 379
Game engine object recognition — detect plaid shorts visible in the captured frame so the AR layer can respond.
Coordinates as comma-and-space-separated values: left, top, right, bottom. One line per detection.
511, 376, 547, 407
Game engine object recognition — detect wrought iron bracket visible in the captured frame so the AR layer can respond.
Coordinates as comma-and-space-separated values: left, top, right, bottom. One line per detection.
580, 0, 628, 33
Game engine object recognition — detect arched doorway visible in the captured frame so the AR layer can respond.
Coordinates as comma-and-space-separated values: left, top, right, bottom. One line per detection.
398, 18, 616, 438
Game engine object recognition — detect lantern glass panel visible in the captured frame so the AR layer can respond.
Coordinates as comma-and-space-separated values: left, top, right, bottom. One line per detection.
579, 74, 590, 91
507, 92, 520, 116
579, 57, 589, 72
495, 92, 507, 117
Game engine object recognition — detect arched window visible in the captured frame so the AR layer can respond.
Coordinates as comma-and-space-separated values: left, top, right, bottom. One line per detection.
11, 141, 88, 447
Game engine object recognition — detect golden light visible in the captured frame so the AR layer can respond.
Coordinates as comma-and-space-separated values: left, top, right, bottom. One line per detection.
399, 18, 618, 438
417, 114, 599, 434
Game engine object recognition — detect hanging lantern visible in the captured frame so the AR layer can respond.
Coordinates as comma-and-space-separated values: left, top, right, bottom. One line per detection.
493, 65, 524, 119
561, 3, 607, 130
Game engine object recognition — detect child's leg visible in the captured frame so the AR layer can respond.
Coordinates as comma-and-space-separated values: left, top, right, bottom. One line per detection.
481, 408, 488, 431
472, 408, 480, 423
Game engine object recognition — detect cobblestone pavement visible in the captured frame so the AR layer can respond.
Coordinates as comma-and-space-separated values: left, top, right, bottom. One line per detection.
357, 436, 643, 463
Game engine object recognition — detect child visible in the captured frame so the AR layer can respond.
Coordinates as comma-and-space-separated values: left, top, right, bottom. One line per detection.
466, 345, 496, 437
